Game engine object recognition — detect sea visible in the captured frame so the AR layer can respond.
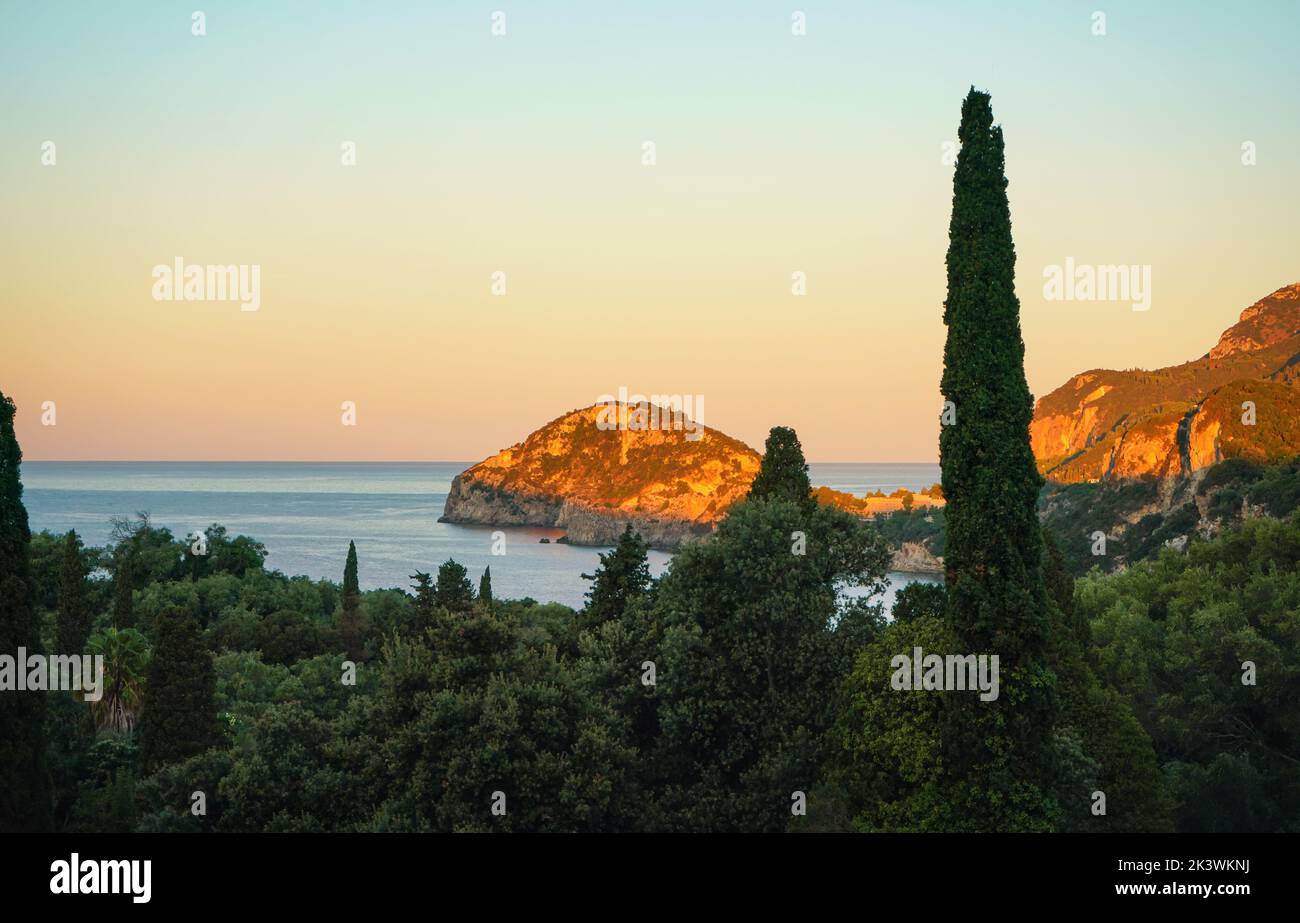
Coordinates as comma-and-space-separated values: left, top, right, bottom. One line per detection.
21, 462, 942, 611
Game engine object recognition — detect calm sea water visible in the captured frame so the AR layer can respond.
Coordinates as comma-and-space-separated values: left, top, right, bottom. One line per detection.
21, 462, 941, 610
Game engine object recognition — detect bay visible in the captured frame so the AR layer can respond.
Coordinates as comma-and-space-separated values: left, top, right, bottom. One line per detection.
22, 461, 942, 610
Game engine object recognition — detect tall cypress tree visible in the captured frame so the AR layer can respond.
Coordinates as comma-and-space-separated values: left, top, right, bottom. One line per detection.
138, 608, 220, 770
343, 540, 359, 598
0, 391, 54, 831
478, 566, 493, 608
939, 88, 1056, 827
57, 530, 92, 654
940, 87, 1051, 660
748, 426, 814, 508
338, 540, 366, 660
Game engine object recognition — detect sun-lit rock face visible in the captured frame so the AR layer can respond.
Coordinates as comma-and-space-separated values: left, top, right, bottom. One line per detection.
1106, 412, 1185, 480
1210, 283, 1300, 360
440, 404, 762, 549
1031, 284, 1300, 483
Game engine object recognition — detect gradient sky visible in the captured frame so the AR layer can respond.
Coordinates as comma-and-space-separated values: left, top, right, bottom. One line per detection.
2, 1, 1297, 462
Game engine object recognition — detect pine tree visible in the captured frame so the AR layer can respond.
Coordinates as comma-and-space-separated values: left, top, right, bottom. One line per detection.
138, 608, 220, 770
434, 558, 475, 613
581, 524, 651, 628
338, 540, 366, 660
748, 426, 814, 508
478, 566, 493, 608
410, 571, 435, 618
938, 87, 1056, 826
111, 557, 134, 630
0, 391, 54, 831
56, 530, 92, 654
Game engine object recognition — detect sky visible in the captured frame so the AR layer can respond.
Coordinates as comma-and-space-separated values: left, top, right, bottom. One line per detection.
2, 1, 1297, 462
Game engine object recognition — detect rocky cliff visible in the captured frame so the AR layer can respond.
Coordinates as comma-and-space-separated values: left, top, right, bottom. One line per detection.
1031, 283, 1300, 482
440, 404, 762, 549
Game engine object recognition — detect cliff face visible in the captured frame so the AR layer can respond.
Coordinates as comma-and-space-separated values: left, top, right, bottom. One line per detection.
1031, 283, 1300, 482
890, 541, 944, 574
440, 404, 762, 549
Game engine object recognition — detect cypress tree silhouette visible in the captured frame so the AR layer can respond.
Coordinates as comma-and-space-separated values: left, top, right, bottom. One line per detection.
940, 87, 1051, 660
0, 391, 53, 831
938, 88, 1056, 827
338, 540, 366, 660
138, 607, 220, 770
56, 529, 92, 654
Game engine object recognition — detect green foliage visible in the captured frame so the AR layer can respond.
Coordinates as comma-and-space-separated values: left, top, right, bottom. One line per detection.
136, 748, 234, 832
1197, 457, 1263, 495
29, 529, 66, 611
86, 627, 150, 735
64, 731, 140, 832
0, 389, 53, 831
478, 565, 493, 607
1077, 514, 1300, 831
829, 615, 1003, 831
633, 493, 890, 831
891, 581, 947, 623
70, 767, 137, 833
410, 571, 434, 614
22, 424, 1299, 832
872, 507, 946, 556
1247, 455, 1300, 517
337, 541, 366, 660
56, 530, 92, 655
748, 426, 815, 509
342, 540, 359, 597
183, 524, 267, 580
1122, 503, 1200, 563
1164, 754, 1286, 832
580, 524, 652, 632
940, 88, 1049, 655
138, 608, 222, 770
1205, 485, 1245, 522
216, 702, 355, 832
1042, 530, 1173, 831
936, 88, 1056, 825
207, 607, 330, 666
253, 611, 332, 670
351, 624, 640, 832
112, 558, 134, 629
434, 558, 475, 614
108, 512, 184, 588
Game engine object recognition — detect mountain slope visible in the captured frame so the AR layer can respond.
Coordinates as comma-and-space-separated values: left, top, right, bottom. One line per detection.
1031, 283, 1300, 482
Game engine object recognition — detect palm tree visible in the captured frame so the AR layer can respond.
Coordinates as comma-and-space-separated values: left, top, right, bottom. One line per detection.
86, 627, 150, 734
